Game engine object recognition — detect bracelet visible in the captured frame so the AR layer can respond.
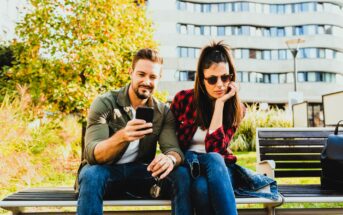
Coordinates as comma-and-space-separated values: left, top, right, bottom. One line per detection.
167, 155, 176, 166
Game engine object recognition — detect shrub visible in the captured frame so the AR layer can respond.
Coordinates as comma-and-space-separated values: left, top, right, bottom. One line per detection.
230, 104, 292, 151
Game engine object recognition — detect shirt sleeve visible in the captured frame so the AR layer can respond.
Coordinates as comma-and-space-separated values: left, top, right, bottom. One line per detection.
84, 96, 111, 165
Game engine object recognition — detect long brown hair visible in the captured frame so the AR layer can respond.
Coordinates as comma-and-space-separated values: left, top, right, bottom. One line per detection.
194, 41, 243, 130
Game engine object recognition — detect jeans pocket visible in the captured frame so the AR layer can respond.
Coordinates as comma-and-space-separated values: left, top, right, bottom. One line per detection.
185, 151, 201, 179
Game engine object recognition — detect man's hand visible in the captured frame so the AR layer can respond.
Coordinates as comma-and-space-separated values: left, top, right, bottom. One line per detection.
119, 119, 153, 142
147, 154, 174, 179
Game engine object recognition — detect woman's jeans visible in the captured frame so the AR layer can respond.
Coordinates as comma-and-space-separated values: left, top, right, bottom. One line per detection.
185, 151, 238, 215
77, 162, 192, 215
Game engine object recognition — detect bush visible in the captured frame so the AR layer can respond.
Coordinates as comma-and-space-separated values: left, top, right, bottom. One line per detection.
230, 104, 292, 151
0, 92, 81, 200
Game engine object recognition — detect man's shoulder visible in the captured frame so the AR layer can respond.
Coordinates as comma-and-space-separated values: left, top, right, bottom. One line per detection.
91, 90, 119, 110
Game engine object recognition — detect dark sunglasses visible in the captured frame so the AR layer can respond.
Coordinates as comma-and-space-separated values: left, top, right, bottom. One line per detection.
204, 74, 233, 85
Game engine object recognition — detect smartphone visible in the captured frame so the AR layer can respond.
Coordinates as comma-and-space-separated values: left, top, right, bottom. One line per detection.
136, 106, 154, 123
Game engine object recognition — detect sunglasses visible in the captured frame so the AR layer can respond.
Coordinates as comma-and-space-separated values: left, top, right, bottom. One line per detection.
204, 74, 233, 85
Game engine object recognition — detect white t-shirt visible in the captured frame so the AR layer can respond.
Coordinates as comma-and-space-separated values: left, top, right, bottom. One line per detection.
116, 107, 140, 164
189, 127, 207, 153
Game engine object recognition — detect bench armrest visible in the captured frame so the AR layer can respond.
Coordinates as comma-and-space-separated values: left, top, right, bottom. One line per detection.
256, 160, 275, 179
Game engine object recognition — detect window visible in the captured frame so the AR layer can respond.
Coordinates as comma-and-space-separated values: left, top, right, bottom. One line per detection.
225, 26, 232, 35
285, 4, 292, 13
308, 72, 316, 82
217, 26, 225, 36
279, 50, 287, 60
264, 28, 271, 37
218, 3, 225, 12
298, 72, 306, 82
195, 26, 201, 35
242, 26, 250, 35
277, 4, 285, 13
279, 73, 287, 83
242, 49, 249, 59
177, 1, 187, 10
187, 24, 194, 35
241, 2, 249, 11
277, 27, 285, 37
250, 49, 256, 59
180, 47, 188, 57
263, 50, 271, 60
270, 27, 277, 37
301, 2, 310, 12
188, 48, 195, 58
211, 26, 217, 36
326, 49, 334, 59
242, 72, 249, 82
271, 50, 278, 60
263, 74, 270, 83
203, 26, 210, 36
180, 25, 187, 34
179, 71, 195, 81
317, 25, 324, 34
202, 4, 211, 13
226, 3, 233, 12
234, 49, 242, 59
194, 4, 201, 12
271, 74, 279, 83
293, 3, 301, 13
186, 2, 194, 12
237, 71, 242, 82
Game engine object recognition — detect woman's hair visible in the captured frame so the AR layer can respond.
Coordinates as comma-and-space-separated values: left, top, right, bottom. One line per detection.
194, 41, 243, 129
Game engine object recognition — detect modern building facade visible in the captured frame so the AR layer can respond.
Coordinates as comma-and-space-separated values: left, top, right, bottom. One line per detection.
147, 0, 343, 113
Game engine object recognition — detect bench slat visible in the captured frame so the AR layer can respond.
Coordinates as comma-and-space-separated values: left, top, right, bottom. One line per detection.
260, 147, 323, 154
259, 139, 326, 146
275, 170, 321, 177
258, 131, 342, 138
261, 154, 321, 161
276, 162, 321, 169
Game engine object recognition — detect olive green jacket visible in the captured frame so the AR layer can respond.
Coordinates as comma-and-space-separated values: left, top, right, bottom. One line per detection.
84, 84, 184, 165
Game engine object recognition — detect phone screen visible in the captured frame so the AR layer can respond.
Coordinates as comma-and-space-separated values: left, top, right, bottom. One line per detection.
136, 106, 154, 123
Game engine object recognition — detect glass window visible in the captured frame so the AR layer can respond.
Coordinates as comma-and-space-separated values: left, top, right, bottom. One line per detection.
326, 49, 334, 59
242, 26, 250, 35
285, 26, 292, 36
277, 27, 285, 37
279, 50, 287, 60
285, 4, 292, 13
242, 2, 249, 11
277, 4, 285, 13
301, 2, 309, 12
309, 48, 317, 58
279, 73, 286, 83
233, 2, 242, 12
293, 3, 301, 13
255, 3, 262, 13
180, 25, 187, 34
249, 2, 256, 12
264, 28, 271, 37
211, 4, 218, 13
225, 26, 232, 35
188, 48, 195, 58
324, 25, 333, 34
317, 25, 324, 34
195, 26, 201, 35
256, 50, 262, 60
218, 3, 225, 12
270, 27, 277, 37
235, 49, 242, 59
242, 49, 249, 59
194, 4, 201, 12
237, 71, 242, 82
226, 3, 232, 12
263, 74, 270, 83
250, 26, 256, 36
298, 72, 306, 82
318, 48, 325, 58
287, 73, 294, 83
211, 26, 217, 36
317, 3, 324, 12
263, 4, 270, 14
187, 24, 194, 35
178, 1, 187, 10
242, 72, 249, 82
270, 4, 277, 13
176, 24, 181, 33
263, 50, 271, 60
203, 4, 211, 13
307, 25, 316, 35
308, 72, 316, 82
308, 2, 316, 12
271, 50, 278, 60
256, 27, 262, 36
250, 49, 256, 59
180, 47, 188, 57
203, 26, 210, 35
271, 74, 279, 83
179, 71, 195, 81
217, 26, 225, 36
186, 2, 194, 12
236, 26, 242, 35
195, 49, 200, 58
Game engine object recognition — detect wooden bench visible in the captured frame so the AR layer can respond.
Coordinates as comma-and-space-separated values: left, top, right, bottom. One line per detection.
2, 127, 343, 214
255, 127, 343, 214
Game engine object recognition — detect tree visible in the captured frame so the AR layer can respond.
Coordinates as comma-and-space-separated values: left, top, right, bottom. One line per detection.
5, 0, 157, 118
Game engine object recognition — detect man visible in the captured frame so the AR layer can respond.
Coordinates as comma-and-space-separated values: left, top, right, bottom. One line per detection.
77, 48, 191, 215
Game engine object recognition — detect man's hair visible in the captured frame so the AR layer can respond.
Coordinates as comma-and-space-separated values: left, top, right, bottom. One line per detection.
194, 40, 243, 130
132, 48, 163, 70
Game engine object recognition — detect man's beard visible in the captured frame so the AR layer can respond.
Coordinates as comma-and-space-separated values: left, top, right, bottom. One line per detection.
134, 85, 152, 99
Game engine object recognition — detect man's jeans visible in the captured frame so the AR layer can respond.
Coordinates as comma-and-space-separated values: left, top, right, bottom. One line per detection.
77, 162, 192, 215
185, 151, 238, 215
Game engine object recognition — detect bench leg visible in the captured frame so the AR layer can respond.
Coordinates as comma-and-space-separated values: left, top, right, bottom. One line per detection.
2, 207, 23, 215
264, 205, 275, 215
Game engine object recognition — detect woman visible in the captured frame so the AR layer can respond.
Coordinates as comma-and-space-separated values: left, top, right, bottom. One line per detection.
170, 41, 277, 215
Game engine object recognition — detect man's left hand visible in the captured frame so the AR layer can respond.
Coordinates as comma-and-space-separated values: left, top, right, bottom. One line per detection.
147, 154, 174, 179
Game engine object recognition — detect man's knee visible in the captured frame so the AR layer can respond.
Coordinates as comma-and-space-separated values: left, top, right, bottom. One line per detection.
168, 165, 191, 187
79, 165, 110, 188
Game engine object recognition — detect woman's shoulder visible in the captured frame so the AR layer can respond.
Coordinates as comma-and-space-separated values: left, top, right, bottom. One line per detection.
174, 88, 194, 99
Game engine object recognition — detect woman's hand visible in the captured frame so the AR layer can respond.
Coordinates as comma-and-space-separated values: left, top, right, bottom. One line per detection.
216, 82, 238, 104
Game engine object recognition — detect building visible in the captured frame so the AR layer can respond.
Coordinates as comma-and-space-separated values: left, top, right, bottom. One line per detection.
147, 0, 343, 113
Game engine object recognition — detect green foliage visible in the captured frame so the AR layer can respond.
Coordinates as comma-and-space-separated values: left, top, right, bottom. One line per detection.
2, 0, 157, 119
230, 104, 292, 151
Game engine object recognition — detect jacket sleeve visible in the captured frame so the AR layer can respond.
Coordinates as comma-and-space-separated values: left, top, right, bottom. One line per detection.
84, 96, 111, 165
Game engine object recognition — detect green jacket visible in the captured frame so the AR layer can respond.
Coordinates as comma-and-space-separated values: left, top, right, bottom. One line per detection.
84, 84, 184, 165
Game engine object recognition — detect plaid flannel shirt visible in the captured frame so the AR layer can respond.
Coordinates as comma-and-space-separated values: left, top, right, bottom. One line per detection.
170, 89, 239, 164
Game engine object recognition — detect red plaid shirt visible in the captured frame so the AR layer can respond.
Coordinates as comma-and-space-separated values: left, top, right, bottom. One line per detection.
170, 89, 239, 164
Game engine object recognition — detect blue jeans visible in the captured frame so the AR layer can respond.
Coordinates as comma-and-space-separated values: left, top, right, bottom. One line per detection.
77, 162, 192, 215
186, 151, 237, 215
